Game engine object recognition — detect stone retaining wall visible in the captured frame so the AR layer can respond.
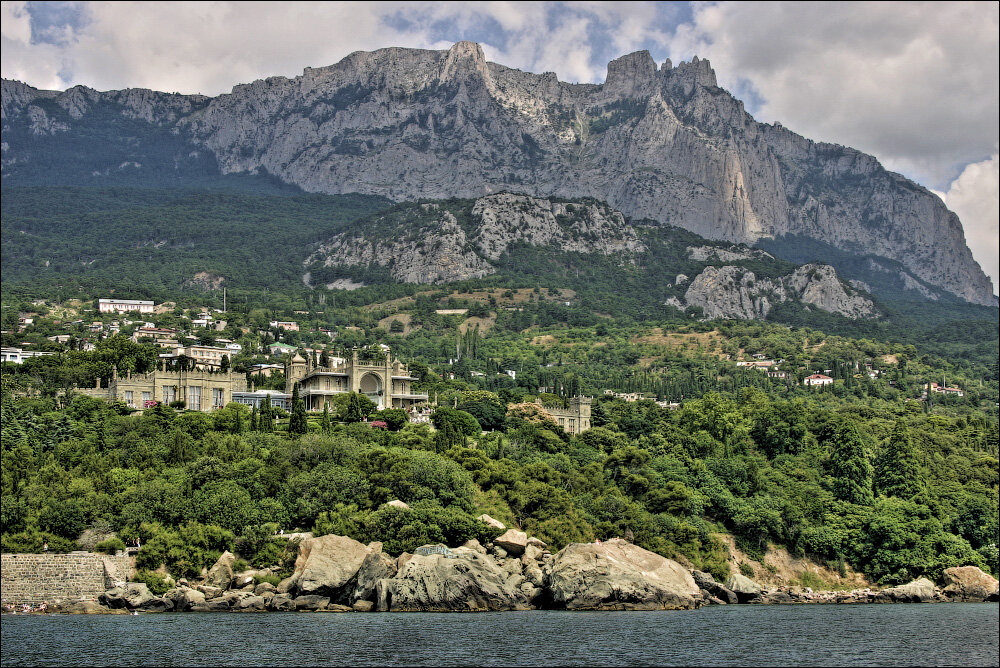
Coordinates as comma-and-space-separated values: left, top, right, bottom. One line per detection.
1, 552, 134, 605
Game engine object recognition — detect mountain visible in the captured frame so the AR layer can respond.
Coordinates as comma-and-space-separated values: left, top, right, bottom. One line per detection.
1, 42, 994, 305
304, 192, 877, 320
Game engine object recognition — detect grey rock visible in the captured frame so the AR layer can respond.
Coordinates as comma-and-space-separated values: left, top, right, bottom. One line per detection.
163, 586, 206, 611
293, 595, 330, 611
204, 550, 237, 590
253, 582, 277, 596
940, 566, 1000, 602
267, 594, 296, 612
494, 529, 528, 556
376, 551, 529, 612
878, 577, 937, 603
725, 573, 764, 603
64, 600, 115, 614
234, 595, 266, 611
549, 538, 700, 610
346, 548, 398, 604
691, 570, 738, 605
353, 600, 375, 612
290, 534, 372, 599
477, 514, 506, 530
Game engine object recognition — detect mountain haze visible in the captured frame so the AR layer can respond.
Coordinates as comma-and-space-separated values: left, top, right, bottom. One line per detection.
1, 42, 994, 305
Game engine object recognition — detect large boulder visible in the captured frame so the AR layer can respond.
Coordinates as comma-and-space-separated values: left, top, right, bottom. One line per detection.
204, 551, 237, 590
725, 573, 764, 603
100, 583, 156, 610
65, 600, 119, 614
287, 534, 373, 599
548, 538, 700, 610
163, 586, 206, 611
494, 529, 528, 556
878, 577, 936, 603
477, 514, 506, 530
940, 566, 1000, 602
692, 570, 738, 605
346, 549, 398, 604
375, 551, 530, 612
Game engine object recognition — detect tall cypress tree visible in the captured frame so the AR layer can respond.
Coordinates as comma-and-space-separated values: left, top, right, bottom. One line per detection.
829, 418, 874, 505
289, 383, 307, 436
250, 405, 259, 432
874, 420, 921, 498
321, 403, 332, 433
260, 395, 273, 433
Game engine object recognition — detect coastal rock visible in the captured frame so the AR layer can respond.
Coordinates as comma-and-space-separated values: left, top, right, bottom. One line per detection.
346, 549, 398, 604
253, 582, 277, 596
724, 573, 763, 603
461, 539, 487, 554
293, 595, 330, 611
64, 600, 118, 614
196, 585, 224, 599
204, 551, 237, 590
100, 583, 156, 610
288, 534, 372, 599
878, 577, 936, 603
494, 529, 528, 556
477, 514, 506, 531
267, 594, 296, 612
352, 600, 375, 612
234, 595, 266, 611
548, 538, 700, 610
939, 566, 1000, 602
375, 551, 529, 612
691, 570, 738, 605
163, 585, 206, 611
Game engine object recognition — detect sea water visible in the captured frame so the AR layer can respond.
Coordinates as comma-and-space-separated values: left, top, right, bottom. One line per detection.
2, 604, 998, 667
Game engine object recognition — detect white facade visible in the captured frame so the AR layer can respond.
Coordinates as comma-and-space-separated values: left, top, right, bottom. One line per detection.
99, 299, 154, 314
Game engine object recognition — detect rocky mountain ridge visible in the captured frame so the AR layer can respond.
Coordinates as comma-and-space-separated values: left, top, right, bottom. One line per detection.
305, 193, 877, 320
2, 42, 994, 305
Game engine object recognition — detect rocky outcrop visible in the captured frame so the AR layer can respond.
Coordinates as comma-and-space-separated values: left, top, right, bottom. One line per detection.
284, 534, 374, 599
375, 550, 529, 612
493, 529, 528, 557
876, 577, 937, 603
939, 566, 1000, 602
548, 538, 700, 610
304, 194, 643, 285
691, 570, 738, 604
683, 262, 876, 320
724, 573, 764, 603
4, 44, 992, 303
204, 551, 237, 590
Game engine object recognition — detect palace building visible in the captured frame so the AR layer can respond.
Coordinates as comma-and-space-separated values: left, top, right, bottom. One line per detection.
285, 348, 429, 411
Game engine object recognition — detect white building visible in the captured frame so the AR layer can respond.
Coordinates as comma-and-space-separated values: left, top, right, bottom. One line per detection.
804, 374, 834, 387
98, 299, 154, 314
1, 347, 55, 364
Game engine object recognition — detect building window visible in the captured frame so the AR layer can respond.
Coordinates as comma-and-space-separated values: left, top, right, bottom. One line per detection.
213, 388, 224, 408
188, 386, 202, 411
141, 392, 151, 405
163, 386, 176, 404
125, 391, 134, 407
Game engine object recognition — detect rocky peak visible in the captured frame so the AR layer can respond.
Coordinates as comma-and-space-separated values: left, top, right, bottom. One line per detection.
440, 41, 493, 88
605, 50, 658, 96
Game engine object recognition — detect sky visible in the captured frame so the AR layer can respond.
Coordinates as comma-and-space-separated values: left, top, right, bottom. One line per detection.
2, 1, 997, 292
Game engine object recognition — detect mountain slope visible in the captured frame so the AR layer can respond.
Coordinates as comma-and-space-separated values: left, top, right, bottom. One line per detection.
1, 42, 994, 305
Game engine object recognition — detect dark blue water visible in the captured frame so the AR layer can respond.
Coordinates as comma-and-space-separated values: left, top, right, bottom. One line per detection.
2, 604, 998, 666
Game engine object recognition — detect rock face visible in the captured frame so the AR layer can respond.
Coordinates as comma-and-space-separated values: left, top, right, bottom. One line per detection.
286, 534, 374, 599
204, 551, 237, 590
683, 262, 876, 320
3, 45, 993, 304
877, 577, 937, 603
304, 194, 642, 285
376, 550, 529, 612
548, 539, 700, 610
724, 573, 764, 603
939, 566, 1000, 602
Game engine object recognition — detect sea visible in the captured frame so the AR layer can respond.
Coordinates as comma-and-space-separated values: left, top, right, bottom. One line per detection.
2, 604, 998, 667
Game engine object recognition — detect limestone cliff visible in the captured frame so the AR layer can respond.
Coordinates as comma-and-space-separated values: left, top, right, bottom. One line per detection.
683, 263, 876, 320
2, 43, 994, 304
304, 194, 642, 285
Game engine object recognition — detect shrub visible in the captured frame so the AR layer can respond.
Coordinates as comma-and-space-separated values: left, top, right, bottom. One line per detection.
94, 537, 125, 554
133, 569, 172, 596
739, 561, 756, 578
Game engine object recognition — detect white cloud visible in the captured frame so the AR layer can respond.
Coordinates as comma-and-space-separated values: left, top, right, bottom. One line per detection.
669, 2, 998, 189
935, 155, 1000, 292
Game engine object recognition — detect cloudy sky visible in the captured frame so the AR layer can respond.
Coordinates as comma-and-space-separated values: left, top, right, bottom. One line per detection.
3, 1, 997, 291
